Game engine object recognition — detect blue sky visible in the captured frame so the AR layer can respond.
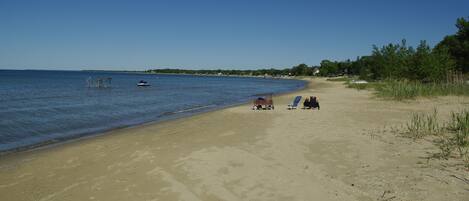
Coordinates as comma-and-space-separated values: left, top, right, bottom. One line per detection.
0, 0, 468, 70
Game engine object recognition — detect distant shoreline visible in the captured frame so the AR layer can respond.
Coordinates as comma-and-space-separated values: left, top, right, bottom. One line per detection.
145, 72, 298, 79
1, 69, 302, 79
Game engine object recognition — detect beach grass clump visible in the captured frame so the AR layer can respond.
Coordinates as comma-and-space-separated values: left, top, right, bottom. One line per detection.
404, 109, 441, 139
402, 109, 469, 168
445, 110, 469, 158
434, 110, 469, 168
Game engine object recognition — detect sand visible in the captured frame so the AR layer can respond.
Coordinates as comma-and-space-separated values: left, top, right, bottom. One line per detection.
0, 78, 468, 201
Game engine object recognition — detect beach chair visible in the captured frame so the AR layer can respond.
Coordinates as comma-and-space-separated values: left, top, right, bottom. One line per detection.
252, 94, 274, 110
288, 96, 302, 110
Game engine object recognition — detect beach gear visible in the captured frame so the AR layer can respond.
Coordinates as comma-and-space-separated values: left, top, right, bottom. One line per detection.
252, 94, 274, 110
310, 96, 320, 110
303, 97, 311, 109
288, 96, 302, 110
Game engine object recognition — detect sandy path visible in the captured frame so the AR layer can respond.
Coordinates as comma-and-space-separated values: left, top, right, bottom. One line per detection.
0, 78, 468, 201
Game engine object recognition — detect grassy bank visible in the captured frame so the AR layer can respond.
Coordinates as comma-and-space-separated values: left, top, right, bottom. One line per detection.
342, 78, 469, 100
373, 81, 469, 100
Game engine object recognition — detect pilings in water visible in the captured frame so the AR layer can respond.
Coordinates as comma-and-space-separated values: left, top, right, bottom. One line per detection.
86, 77, 112, 88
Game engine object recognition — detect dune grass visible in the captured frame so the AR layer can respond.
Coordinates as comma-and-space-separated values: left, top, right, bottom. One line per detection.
446, 110, 469, 158
404, 109, 440, 139
345, 80, 469, 100
375, 81, 469, 100
347, 82, 383, 91
401, 109, 469, 168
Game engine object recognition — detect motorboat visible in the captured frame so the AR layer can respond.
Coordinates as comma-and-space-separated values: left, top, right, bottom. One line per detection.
137, 80, 150, 87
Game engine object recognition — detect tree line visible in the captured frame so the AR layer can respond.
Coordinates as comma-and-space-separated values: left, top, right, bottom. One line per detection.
147, 17, 468, 82
145, 63, 319, 77
318, 17, 468, 82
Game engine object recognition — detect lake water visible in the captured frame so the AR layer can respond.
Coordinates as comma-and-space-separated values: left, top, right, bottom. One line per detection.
0, 70, 305, 152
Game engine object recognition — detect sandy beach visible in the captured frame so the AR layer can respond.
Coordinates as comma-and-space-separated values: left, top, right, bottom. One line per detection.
0, 78, 468, 201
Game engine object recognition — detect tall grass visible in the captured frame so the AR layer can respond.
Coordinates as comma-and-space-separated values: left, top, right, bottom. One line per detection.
375, 81, 469, 100
405, 109, 440, 139
347, 80, 469, 100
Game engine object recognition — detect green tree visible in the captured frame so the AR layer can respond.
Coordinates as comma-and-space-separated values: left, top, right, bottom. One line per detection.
290, 63, 311, 76
370, 40, 413, 80
319, 60, 338, 76
407, 40, 454, 82
436, 17, 469, 73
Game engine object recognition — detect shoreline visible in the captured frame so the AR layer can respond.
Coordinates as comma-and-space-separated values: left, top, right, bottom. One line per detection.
145, 72, 295, 79
0, 78, 308, 157
1, 78, 467, 201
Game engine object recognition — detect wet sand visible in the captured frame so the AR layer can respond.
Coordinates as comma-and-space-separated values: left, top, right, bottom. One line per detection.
0, 78, 468, 201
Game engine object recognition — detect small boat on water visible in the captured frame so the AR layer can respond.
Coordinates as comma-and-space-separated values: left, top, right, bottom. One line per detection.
137, 80, 151, 87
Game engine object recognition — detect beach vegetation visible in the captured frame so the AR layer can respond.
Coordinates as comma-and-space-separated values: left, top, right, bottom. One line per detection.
344, 17, 468, 80
404, 109, 440, 139
398, 109, 469, 168
351, 80, 469, 100
335, 17, 468, 100
445, 110, 469, 157
435, 17, 469, 74
435, 110, 469, 168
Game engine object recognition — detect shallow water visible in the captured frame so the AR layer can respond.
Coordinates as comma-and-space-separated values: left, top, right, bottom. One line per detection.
0, 70, 305, 152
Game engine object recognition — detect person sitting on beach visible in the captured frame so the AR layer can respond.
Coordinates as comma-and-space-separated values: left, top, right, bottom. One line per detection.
303, 97, 311, 109
254, 97, 266, 110
310, 96, 320, 110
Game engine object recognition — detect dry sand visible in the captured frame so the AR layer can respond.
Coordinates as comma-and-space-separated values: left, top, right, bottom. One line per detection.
0, 78, 468, 201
